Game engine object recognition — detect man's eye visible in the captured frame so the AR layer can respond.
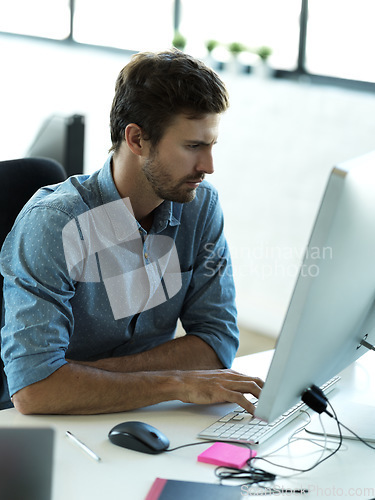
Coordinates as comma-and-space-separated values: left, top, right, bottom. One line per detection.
188, 144, 200, 149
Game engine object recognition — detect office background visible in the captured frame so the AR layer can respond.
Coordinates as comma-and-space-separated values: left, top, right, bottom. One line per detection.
1, 0, 375, 352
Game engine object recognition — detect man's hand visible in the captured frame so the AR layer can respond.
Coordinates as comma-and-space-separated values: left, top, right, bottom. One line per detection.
175, 369, 263, 414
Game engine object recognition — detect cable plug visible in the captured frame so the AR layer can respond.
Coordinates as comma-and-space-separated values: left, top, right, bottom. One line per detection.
301, 385, 328, 414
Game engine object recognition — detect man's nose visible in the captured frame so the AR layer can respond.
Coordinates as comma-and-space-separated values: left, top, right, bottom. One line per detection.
196, 149, 214, 175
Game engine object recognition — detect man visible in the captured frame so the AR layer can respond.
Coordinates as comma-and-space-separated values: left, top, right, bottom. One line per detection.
0, 50, 262, 415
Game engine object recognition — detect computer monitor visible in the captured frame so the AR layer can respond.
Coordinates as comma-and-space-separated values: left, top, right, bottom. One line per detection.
27, 114, 85, 177
255, 150, 375, 423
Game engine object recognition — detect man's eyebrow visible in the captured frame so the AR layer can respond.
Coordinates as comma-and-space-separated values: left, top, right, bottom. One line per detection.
184, 139, 218, 145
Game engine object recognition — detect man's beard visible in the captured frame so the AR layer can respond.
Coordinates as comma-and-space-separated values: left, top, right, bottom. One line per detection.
142, 156, 204, 204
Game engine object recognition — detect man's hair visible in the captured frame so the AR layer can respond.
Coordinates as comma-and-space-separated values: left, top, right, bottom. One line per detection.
109, 49, 229, 153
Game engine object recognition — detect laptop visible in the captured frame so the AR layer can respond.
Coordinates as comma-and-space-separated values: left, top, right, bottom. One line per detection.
0, 427, 54, 500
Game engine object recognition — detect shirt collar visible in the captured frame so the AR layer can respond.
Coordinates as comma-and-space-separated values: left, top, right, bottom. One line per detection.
96, 156, 138, 242
152, 200, 182, 234
97, 155, 121, 206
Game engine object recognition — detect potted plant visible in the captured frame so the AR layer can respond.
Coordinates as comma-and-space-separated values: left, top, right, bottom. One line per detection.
206, 39, 219, 54
256, 45, 272, 62
172, 31, 187, 51
227, 42, 247, 73
254, 45, 273, 78
204, 39, 220, 67
228, 42, 247, 57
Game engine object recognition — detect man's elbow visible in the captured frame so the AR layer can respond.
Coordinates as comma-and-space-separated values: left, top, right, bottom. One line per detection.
11, 364, 71, 414
11, 385, 42, 414
11, 379, 53, 415
12, 388, 34, 414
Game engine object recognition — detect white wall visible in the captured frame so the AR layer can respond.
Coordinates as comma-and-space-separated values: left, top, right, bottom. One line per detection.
0, 35, 128, 170
215, 74, 375, 336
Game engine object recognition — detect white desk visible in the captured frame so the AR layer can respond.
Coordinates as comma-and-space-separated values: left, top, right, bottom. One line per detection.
0, 350, 374, 500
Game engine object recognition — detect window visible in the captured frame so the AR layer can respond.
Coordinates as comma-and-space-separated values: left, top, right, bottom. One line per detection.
73, 0, 175, 52
0, 0, 70, 40
179, 0, 301, 70
1, 0, 374, 87
306, 0, 375, 82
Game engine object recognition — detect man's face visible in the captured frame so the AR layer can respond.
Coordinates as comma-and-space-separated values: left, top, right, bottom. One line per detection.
142, 113, 220, 203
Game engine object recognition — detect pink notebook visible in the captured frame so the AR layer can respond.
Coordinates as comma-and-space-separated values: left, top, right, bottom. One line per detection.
197, 442, 257, 469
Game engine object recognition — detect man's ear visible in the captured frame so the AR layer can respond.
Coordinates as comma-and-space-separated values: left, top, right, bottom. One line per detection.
125, 124, 149, 156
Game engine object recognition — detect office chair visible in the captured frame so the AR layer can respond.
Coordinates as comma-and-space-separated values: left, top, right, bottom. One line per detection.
0, 157, 67, 409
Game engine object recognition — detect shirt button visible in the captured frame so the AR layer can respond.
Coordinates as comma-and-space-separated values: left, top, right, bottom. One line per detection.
144, 252, 148, 259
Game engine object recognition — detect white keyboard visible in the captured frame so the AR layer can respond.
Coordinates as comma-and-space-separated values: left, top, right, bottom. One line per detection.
198, 376, 340, 445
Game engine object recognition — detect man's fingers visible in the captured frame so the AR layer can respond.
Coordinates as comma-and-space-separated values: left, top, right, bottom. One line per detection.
225, 391, 257, 414
214, 371, 264, 398
213, 380, 261, 414
215, 370, 265, 391
178, 370, 264, 409
222, 379, 262, 399
225, 369, 265, 388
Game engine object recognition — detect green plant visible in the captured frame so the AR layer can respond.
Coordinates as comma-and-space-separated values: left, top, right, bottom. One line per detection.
205, 39, 219, 53
228, 42, 247, 56
256, 45, 272, 61
172, 31, 187, 50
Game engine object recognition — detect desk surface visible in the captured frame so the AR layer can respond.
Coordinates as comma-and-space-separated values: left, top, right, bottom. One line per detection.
0, 350, 374, 500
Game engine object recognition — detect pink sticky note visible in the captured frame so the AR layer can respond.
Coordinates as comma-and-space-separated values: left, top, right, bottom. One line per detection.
197, 442, 257, 469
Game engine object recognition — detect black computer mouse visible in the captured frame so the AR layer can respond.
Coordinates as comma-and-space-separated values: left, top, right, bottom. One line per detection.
108, 421, 170, 454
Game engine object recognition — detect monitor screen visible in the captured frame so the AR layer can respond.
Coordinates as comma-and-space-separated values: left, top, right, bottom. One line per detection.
27, 114, 85, 177
255, 151, 375, 423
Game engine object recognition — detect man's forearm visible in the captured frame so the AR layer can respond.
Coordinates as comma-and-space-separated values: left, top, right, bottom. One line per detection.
12, 363, 179, 415
72, 335, 225, 373
12, 362, 263, 416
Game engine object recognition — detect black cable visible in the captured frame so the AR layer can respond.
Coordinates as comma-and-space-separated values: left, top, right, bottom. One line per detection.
215, 452, 309, 494
256, 414, 343, 475
215, 448, 277, 486
324, 402, 375, 451
165, 439, 276, 487
249, 393, 375, 479
214, 392, 344, 483
303, 384, 375, 450
166, 388, 373, 488
166, 438, 276, 485
165, 439, 218, 452
215, 463, 276, 484
360, 338, 375, 351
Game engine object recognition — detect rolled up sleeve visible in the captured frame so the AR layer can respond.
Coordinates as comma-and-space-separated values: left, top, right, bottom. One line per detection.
0, 206, 75, 396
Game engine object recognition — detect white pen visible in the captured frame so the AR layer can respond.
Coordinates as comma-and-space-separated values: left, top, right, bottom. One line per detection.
66, 431, 101, 462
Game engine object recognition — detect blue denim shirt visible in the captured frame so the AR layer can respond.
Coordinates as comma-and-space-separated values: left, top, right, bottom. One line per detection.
0, 156, 239, 397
